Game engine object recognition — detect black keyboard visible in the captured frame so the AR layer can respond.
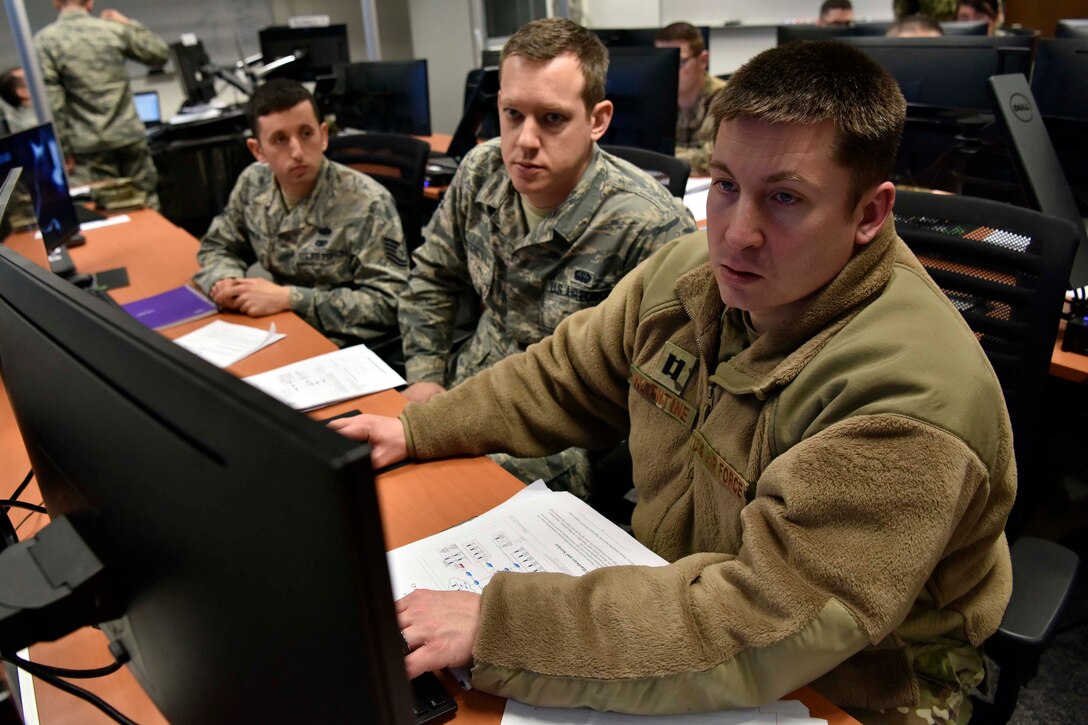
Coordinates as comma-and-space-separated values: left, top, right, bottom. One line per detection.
411, 671, 458, 724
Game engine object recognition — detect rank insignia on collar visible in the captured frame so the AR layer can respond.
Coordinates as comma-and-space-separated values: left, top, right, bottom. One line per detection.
649, 341, 697, 396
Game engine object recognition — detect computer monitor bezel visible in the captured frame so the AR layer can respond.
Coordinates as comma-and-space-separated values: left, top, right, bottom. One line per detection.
258, 24, 351, 83
331, 59, 432, 136
1055, 19, 1088, 39
591, 26, 711, 52
600, 46, 679, 156
0, 122, 82, 251
0, 245, 414, 724
1030, 38, 1088, 120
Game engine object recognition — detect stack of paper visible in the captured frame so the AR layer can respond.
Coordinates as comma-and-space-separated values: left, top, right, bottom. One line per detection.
242, 344, 405, 410
174, 320, 285, 368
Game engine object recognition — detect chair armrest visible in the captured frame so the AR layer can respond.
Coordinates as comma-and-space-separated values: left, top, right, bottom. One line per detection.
996, 536, 1080, 648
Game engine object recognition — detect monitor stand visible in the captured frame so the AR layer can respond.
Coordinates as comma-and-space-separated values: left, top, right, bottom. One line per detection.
46, 245, 92, 288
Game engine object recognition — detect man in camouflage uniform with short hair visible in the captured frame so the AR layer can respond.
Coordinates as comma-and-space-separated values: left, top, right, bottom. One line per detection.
35, 0, 168, 209
399, 19, 696, 495
194, 79, 407, 349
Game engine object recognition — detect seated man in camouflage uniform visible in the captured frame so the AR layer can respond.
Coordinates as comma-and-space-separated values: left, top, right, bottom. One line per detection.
335, 41, 1013, 723
194, 80, 408, 349
35, 0, 168, 208
398, 18, 696, 495
654, 22, 726, 177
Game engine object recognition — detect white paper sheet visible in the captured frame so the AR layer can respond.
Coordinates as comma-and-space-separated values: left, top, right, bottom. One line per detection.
501, 698, 826, 725
173, 320, 285, 368
684, 188, 710, 223
242, 344, 405, 410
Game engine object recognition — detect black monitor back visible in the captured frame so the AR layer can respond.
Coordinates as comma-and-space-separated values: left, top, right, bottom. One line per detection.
1055, 19, 1088, 38
776, 24, 855, 44
0, 122, 81, 250
1031, 38, 1088, 120
0, 246, 413, 724
332, 60, 431, 136
258, 24, 350, 82
600, 47, 678, 156
840, 36, 1033, 111
592, 26, 710, 51
170, 41, 216, 106
940, 20, 990, 35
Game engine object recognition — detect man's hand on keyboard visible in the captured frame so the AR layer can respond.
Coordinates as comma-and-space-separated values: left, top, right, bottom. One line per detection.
396, 589, 481, 680
327, 413, 408, 469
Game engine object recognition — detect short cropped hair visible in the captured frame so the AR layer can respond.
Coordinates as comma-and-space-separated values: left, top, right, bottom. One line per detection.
500, 18, 609, 112
887, 14, 944, 36
247, 78, 321, 138
655, 21, 705, 56
711, 41, 906, 209
820, 0, 854, 17
0, 68, 23, 108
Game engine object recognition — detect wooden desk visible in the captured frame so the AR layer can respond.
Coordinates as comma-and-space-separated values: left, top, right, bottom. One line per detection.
2, 211, 855, 724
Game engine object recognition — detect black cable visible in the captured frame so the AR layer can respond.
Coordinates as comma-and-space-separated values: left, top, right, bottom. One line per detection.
5, 469, 33, 506
0, 652, 138, 725
0, 500, 46, 514
14, 505, 41, 533
2, 649, 127, 679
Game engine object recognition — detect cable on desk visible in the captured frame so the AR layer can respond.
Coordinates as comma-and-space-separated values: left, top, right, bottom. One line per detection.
0, 500, 46, 514
4, 469, 33, 506
14, 503, 42, 534
1, 650, 138, 725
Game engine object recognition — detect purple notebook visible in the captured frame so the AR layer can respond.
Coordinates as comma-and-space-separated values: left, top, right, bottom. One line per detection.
121, 284, 218, 330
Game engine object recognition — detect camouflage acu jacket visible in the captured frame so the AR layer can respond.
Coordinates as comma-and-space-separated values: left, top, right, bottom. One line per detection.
36, 7, 168, 154
194, 159, 409, 348
675, 74, 727, 177
400, 138, 697, 386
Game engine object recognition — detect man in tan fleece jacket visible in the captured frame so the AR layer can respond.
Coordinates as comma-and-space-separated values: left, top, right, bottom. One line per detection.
332, 41, 1014, 723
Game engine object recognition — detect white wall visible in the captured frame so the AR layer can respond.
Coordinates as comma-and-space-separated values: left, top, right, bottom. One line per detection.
407, 0, 477, 135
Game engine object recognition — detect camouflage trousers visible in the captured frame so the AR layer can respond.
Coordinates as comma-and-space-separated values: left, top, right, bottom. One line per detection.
72, 140, 160, 210
845, 640, 985, 725
489, 447, 593, 499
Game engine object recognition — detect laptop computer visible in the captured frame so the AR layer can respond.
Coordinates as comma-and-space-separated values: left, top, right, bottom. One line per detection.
134, 90, 163, 128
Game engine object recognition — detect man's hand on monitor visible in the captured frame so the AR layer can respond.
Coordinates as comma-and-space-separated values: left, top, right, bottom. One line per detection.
327, 414, 408, 469
396, 589, 481, 680
403, 381, 447, 403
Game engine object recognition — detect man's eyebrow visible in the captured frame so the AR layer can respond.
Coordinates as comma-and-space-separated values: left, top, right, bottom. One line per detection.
707, 161, 811, 186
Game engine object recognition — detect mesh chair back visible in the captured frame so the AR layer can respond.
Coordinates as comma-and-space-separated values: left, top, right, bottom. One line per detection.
600, 144, 691, 199
326, 132, 430, 257
894, 191, 1078, 533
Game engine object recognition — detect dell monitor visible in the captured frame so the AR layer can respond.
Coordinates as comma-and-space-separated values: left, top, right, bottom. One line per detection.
600, 47, 679, 156
1055, 19, 1088, 39
259, 25, 350, 82
839, 36, 1033, 112
0, 122, 81, 252
331, 60, 431, 136
1031, 38, 1088, 120
0, 245, 415, 723
170, 40, 217, 107
777, 24, 855, 44
592, 26, 710, 52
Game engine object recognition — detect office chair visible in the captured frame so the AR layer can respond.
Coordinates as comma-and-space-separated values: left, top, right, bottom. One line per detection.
894, 191, 1082, 725
326, 132, 430, 258
600, 144, 691, 199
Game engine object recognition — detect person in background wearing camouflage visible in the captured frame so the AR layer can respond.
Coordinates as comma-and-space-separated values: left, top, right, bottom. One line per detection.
398, 18, 696, 496
193, 79, 407, 349
35, 0, 167, 208
654, 22, 725, 177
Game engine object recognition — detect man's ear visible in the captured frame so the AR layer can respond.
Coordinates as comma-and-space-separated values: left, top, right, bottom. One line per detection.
246, 137, 265, 163
319, 122, 329, 153
854, 181, 896, 246
698, 49, 709, 73
589, 100, 613, 141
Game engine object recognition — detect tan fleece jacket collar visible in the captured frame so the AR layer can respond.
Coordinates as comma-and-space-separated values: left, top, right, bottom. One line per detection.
676, 217, 899, 400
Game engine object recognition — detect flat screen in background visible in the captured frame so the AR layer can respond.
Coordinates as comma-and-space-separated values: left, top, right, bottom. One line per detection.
134, 91, 162, 125
0, 122, 81, 251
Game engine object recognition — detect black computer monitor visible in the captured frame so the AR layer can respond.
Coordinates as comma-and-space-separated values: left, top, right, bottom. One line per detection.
600, 47, 678, 156
0, 122, 81, 251
939, 20, 990, 36
259, 25, 350, 82
852, 21, 896, 36
0, 246, 414, 723
1055, 19, 1088, 39
776, 24, 856, 44
839, 36, 1033, 111
591, 26, 711, 51
170, 40, 217, 106
447, 67, 499, 161
1031, 38, 1088, 120
331, 60, 431, 136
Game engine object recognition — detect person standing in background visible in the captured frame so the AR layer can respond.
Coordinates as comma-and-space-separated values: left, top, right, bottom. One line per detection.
654, 22, 725, 177
816, 0, 855, 26
35, 0, 168, 208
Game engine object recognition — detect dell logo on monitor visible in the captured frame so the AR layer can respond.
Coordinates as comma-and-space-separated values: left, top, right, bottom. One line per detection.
1009, 93, 1033, 122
